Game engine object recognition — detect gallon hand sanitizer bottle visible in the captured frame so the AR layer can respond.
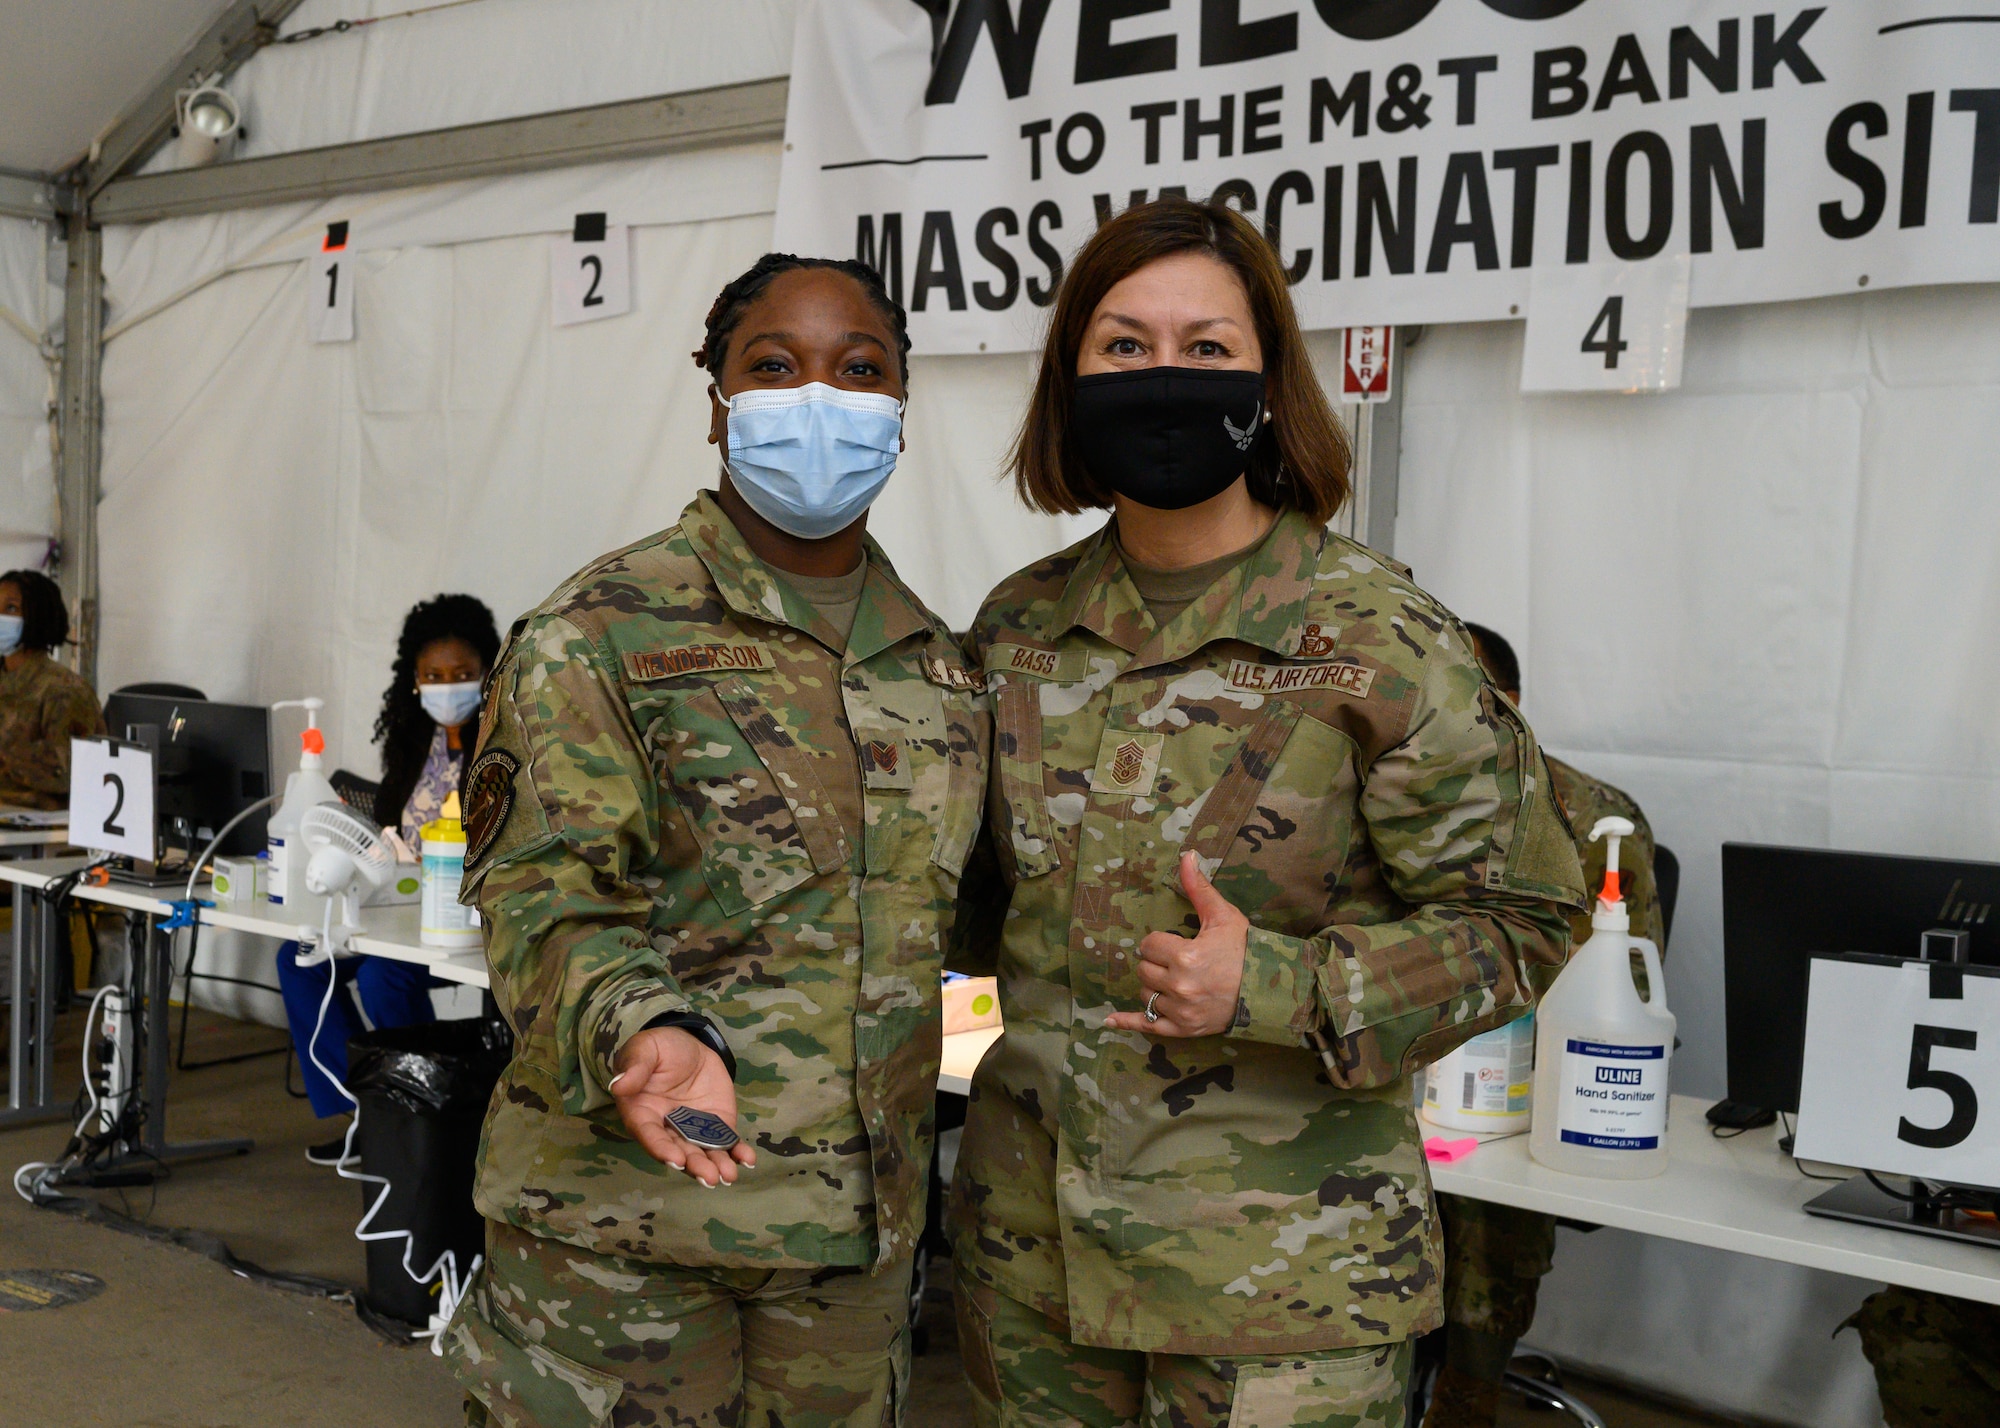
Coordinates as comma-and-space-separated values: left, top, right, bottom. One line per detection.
1530, 816, 1675, 1178
267, 698, 337, 925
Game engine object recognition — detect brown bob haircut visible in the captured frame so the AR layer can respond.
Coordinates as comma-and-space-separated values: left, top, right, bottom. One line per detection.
1012, 196, 1352, 524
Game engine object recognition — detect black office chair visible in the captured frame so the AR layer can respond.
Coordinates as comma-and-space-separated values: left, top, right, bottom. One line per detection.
109, 682, 207, 701
330, 769, 383, 819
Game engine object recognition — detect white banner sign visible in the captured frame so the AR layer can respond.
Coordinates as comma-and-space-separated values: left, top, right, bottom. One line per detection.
774, 2, 2000, 354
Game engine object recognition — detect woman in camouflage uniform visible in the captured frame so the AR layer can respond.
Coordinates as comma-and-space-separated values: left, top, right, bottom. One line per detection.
0, 569, 103, 809
444, 256, 988, 1427
947, 199, 1583, 1428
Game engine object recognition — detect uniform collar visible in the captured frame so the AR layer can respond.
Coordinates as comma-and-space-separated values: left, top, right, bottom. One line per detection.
681, 490, 934, 662
1046, 508, 1327, 664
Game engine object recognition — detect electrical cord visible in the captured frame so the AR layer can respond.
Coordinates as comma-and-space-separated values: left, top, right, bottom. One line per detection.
301, 899, 479, 1351
171, 795, 291, 1070
1778, 1113, 1849, 1182
12, 985, 123, 1203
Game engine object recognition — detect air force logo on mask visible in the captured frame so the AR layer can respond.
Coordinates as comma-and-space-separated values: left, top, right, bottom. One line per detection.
1224, 404, 1261, 452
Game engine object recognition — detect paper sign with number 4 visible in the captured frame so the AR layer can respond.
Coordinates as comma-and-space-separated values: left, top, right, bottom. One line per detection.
1522, 256, 1689, 394
552, 214, 632, 327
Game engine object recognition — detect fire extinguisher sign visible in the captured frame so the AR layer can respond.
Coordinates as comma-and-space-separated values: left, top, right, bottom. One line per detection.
1342, 327, 1394, 405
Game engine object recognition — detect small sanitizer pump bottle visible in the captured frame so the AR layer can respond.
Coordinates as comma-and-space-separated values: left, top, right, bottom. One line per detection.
1529, 816, 1675, 1179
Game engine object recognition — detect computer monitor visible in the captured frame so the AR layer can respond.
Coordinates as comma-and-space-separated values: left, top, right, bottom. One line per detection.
1721, 842, 2000, 1114
100, 693, 273, 857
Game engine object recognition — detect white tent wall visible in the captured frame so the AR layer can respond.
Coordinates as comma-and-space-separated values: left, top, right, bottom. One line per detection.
1394, 286, 2000, 1426
0, 216, 58, 574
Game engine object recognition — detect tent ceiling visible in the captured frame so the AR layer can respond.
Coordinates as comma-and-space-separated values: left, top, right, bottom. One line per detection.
0, 0, 232, 175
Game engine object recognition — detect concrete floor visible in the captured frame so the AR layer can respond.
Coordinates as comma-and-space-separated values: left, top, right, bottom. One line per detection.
0, 1005, 1736, 1428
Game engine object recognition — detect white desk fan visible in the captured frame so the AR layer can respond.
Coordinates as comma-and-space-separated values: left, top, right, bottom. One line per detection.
301, 800, 397, 946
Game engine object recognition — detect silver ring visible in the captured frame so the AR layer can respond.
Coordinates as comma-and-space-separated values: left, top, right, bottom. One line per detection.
1144, 992, 1163, 1023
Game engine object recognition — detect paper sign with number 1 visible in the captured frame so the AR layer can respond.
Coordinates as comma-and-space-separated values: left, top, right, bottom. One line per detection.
552, 214, 632, 327
307, 222, 355, 345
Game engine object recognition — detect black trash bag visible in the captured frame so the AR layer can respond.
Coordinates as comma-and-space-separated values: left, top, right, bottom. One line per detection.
347, 1016, 513, 1329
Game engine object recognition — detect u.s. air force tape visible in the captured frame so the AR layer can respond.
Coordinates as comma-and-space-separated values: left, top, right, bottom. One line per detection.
463, 748, 519, 865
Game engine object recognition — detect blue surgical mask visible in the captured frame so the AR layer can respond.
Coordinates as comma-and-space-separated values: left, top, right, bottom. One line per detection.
419, 680, 482, 729
0, 615, 22, 656
721, 382, 903, 540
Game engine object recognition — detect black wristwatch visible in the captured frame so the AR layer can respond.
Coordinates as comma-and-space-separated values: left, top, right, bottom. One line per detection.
640, 1011, 738, 1082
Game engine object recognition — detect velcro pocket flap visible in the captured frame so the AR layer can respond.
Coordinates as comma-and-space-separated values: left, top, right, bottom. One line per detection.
993, 681, 1060, 879
1158, 699, 1306, 888
713, 674, 851, 876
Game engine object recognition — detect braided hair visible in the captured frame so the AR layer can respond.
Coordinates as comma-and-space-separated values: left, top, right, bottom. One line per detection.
0, 570, 68, 652
372, 593, 501, 830
692, 253, 911, 384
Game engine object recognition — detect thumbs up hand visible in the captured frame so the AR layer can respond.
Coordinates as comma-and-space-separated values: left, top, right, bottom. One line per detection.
1105, 852, 1250, 1039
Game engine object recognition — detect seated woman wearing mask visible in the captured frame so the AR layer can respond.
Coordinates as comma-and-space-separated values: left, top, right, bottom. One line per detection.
441, 255, 987, 1427
276, 594, 500, 1166
0, 569, 105, 809
947, 199, 1584, 1427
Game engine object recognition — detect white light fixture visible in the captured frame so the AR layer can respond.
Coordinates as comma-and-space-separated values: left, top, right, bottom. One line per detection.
175, 84, 242, 167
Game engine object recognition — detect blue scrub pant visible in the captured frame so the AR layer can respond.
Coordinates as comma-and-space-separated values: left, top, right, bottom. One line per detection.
276, 940, 436, 1119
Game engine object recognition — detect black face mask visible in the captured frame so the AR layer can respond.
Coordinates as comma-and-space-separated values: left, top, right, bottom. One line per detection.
1070, 367, 1268, 511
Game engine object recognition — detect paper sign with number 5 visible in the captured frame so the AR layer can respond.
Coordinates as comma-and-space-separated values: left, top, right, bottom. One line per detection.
551, 219, 633, 328
68, 737, 156, 862
1795, 956, 2000, 1188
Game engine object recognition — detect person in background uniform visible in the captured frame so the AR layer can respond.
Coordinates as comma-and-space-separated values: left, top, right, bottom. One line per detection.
0, 569, 104, 809
947, 198, 1584, 1428
276, 594, 500, 1167
1842, 1285, 2000, 1428
441, 254, 989, 1428
1422, 623, 1660, 1428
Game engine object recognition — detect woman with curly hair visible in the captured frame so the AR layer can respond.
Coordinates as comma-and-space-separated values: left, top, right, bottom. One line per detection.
277, 593, 501, 1165
0, 568, 105, 810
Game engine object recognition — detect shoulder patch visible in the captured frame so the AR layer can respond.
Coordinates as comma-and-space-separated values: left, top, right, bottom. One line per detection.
622, 644, 771, 681
463, 749, 520, 866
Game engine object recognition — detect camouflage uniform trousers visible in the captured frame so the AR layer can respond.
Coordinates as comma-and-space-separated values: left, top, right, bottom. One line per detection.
446, 1218, 911, 1428
1842, 1286, 2000, 1428
954, 1272, 1411, 1428
1436, 1194, 1557, 1379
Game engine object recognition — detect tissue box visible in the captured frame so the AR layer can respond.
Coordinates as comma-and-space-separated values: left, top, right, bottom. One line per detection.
943, 976, 1000, 1034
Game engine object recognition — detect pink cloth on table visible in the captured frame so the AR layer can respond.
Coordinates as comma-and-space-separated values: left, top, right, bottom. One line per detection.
1424, 1136, 1479, 1164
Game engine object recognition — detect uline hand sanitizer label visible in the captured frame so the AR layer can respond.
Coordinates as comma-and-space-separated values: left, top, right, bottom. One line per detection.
1557, 1039, 1668, 1150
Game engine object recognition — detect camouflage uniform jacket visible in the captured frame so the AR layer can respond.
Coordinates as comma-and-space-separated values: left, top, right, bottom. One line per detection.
946, 511, 1583, 1355
463, 492, 989, 1272
0, 652, 105, 810
1545, 756, 1663, 961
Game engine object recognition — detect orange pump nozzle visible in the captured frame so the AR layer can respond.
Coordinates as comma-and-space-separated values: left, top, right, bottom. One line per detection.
302, 728, 325, 756
1588, 816, 1636, 911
